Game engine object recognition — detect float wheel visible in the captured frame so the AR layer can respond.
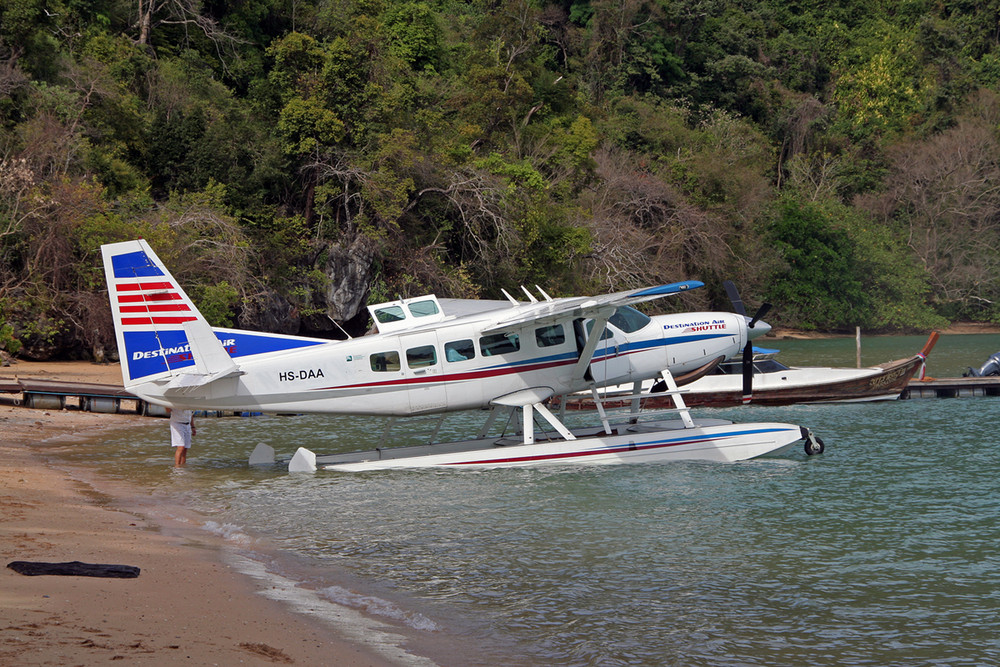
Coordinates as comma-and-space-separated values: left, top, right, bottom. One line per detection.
804, 434, 825, 456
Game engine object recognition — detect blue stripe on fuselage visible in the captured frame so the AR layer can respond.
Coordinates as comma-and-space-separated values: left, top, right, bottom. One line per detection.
476, 332, 733, 370
593, 332, 734, 360
661, 332, 734, 347
312, 332, 734, 394
479, 350, 578, 370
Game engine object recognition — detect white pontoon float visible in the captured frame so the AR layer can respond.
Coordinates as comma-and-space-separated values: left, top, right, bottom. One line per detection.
253, 378, 824, 472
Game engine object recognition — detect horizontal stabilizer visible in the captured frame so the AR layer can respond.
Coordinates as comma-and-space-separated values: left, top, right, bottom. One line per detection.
183, 318, 240, 376
164, 367, 244, 393
160, 318, 243, 392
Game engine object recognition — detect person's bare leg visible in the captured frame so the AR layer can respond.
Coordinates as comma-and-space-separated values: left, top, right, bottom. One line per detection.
174, 446, 187, 466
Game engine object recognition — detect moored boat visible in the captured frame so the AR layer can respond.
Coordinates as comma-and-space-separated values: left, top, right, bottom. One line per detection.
556, 332, 939, 410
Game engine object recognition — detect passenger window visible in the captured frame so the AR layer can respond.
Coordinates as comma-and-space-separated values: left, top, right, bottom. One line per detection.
445, 339, 475, 362
370, 351, 401, 372
480, 332, 520, 356
535, 324, 565, 348
408, 300, 440, 318
373, 305, 405, 324
407, 345, 437, 368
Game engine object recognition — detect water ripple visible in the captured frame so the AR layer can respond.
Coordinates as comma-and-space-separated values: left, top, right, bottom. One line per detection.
55, 369, 1000, 667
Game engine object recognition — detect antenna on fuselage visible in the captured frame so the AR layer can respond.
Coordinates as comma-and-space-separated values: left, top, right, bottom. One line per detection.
535, 285, 553, 301
327, 315, 354, 340
501, 288, 519, 305
520, 286, 538, 303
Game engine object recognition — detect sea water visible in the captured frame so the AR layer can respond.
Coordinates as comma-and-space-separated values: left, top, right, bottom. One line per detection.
40, 334, 1000, 666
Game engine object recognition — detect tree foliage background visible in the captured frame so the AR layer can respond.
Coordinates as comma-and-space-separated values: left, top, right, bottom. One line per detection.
4, 0, 999, 358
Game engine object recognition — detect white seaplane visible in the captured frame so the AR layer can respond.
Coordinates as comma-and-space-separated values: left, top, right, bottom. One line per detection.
101, 239, 822, 471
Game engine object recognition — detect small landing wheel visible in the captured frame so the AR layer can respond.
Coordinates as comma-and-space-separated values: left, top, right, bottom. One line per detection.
804, 433, 825, 456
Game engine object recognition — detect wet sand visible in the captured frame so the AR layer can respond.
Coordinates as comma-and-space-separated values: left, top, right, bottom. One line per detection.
0, 361, 398, 665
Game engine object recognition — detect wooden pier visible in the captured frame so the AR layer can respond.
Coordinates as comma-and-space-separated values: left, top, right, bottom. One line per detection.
1, 377, 148, 414
0, 377, 259, 417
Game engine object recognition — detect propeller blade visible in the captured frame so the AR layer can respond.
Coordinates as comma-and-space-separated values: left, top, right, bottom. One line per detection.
748, 302, 772, 329
723, 280, 746, 316
741, 341, 753, 404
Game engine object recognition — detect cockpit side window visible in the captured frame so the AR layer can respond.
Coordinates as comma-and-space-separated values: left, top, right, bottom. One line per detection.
608, 306, 651, 333
584, 320, 614, 340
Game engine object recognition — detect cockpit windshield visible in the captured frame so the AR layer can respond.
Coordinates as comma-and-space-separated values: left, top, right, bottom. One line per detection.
608, 306, 651, 333
585, 306, 652, 338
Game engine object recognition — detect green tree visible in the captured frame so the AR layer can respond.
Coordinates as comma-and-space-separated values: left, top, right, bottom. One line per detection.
765, 195, 944, 331
830, 20, 928, 139
384, 2, 443, 72
765, 196, 868, 330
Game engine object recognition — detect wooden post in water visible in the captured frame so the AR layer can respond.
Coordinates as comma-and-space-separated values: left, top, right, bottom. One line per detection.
856, 326, 861, 368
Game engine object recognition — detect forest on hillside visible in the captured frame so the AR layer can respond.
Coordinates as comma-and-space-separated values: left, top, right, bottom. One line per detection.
2, 0, 1000, 359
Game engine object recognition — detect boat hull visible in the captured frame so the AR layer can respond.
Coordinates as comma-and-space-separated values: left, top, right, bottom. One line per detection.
559, 355, 925, 410
312, 420, 808, 471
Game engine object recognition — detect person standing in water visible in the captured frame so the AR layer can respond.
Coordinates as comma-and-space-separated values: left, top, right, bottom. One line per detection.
167, 408, 196, 466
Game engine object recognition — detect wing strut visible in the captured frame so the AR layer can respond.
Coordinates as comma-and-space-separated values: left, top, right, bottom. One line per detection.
522, 402, 576, 444
491, 387, 576, 445
571, 308, 614, 381
659, 368, 695, 428
590, 386, 613, 435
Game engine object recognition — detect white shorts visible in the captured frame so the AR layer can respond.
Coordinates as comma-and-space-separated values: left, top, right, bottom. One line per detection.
169, 420, 192, 448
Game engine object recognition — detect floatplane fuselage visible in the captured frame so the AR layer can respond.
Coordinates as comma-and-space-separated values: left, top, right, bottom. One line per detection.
102, 240, 819, 470
140, 310, 749, 416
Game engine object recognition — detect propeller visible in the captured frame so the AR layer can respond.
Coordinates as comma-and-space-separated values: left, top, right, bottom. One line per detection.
723, 281, 772, 405
747, 302, 772, 330
723, 280, 746, 317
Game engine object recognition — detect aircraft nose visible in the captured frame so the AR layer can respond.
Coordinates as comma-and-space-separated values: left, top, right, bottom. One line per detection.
746, 317, 771, 340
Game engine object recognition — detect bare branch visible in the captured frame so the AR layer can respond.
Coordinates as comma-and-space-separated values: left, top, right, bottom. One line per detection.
858, 115, 1000, 306
131, 0, 247, 74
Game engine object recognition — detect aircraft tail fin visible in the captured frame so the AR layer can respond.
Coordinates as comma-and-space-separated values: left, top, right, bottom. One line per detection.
101, 239, 237, 388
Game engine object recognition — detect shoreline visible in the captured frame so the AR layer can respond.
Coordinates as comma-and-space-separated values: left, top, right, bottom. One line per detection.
769, 322, 1000, 339
0, 366, 405, 666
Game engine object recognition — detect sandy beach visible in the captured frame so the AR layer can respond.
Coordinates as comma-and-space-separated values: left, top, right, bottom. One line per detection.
0, 360, 398, 666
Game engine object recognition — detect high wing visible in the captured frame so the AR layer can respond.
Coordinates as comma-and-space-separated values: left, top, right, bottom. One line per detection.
480, 281, 703, 334
479, 280, 704, 385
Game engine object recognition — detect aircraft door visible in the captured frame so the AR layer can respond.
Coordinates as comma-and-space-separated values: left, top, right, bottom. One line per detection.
400, 332, 448, 413
581, 319, 631, 386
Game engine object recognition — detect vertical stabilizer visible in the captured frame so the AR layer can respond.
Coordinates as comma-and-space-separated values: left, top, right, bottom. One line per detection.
102, 240, 227, 387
